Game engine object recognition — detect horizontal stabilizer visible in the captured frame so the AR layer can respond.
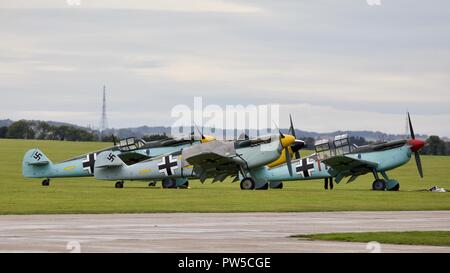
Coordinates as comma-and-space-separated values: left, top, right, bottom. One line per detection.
95, 151, 124, 168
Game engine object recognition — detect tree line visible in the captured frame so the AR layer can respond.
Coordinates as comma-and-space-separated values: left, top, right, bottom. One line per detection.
0, 120, 169, 142
1, 120, 449, 155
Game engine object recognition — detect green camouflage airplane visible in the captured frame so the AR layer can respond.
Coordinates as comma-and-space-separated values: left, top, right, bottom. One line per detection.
93, 132, 296, 189
252, 112, 426, 191
22, 134, 216, 188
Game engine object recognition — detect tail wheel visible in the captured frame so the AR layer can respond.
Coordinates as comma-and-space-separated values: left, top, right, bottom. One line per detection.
42, 179, 50, 187
162, 178, 176, 189
240, 178, 255, 190
115, 181, 124, 189
148, 182, 157, 187
372, 179, 386, 191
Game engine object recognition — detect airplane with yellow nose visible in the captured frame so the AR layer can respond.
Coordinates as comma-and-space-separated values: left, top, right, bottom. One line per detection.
93, 131, 297, 190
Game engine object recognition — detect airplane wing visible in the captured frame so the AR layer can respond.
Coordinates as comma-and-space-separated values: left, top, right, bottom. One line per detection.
323, 155, 378, 183
183, 141, 241, 183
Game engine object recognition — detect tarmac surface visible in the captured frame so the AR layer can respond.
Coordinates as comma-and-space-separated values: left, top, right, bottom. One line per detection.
0, 211, 449, 253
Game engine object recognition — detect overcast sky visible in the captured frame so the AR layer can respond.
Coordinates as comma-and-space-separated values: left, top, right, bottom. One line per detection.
1, 0, 449, 136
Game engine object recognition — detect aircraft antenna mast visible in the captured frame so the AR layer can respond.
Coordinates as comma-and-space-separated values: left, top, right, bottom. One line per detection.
100, 85, 108, 139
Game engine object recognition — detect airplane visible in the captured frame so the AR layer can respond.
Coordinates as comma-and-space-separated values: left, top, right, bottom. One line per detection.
92, 132, 297, 190
251, 112, 426, 191
22, 133, 216, 188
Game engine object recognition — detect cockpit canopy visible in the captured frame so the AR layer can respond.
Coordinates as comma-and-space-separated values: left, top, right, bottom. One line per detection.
118, 137, 146, 152
314, 134, 351, 160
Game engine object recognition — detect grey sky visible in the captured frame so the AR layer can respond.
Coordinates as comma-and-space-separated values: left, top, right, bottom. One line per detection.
1, 0, 449, 136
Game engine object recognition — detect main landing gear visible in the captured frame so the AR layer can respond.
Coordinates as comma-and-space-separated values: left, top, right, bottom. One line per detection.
42, 179, 50, 186
115, 181, 124, 188
240, 178, 256, 190
371, 170, 400, 191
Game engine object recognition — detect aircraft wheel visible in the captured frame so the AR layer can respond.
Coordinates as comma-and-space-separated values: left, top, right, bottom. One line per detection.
256, 183, 269, 190
42, 179, 50, 187
148, 182, 156, 187
115, 181, 124, 189
162, 178, 176, 189
240, 178, 255, 190
372, 179, 386, 191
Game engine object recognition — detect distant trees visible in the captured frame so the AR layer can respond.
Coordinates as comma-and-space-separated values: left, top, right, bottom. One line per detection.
0, 126, 8, 138
6, 120, 35, 139
142, 134, 169, 142
1, 120, 97, 142
421, 135, 449, 156
0, 120, 171, 144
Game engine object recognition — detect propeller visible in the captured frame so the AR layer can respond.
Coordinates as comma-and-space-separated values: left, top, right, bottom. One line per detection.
274, 121, 294, 176
407, 112, 425, 178
194, 124, 206, 140
289, 114, 304, 159
285, 145, 293, 176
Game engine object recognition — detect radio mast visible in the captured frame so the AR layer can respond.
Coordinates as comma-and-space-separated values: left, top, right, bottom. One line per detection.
100, 85, 108, 139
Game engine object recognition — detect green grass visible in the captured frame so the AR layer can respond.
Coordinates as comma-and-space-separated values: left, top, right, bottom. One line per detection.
1, 139, 450, 215
293, 231, 450, 246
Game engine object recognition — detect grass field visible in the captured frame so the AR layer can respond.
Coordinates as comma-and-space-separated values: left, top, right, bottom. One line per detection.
1, 139, 450, 215
293, 231, 450, 247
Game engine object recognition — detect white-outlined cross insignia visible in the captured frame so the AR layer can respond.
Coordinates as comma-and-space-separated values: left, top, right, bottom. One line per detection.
82, 153, 97, 174
295, 158, 315, 178
158, 155, 178, 176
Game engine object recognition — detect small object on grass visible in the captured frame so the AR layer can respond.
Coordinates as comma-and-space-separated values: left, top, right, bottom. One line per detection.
429, 186, 448, 192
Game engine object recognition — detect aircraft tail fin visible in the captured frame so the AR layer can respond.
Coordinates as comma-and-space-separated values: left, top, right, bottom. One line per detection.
94, 151, 124, 169
94, 151, 126, 180
22, 149, 54, 178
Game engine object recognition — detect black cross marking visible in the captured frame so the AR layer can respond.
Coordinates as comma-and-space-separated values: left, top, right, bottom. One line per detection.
33, 152, 43, 161
82, 153, 97, 174
158, 155, 178, 176
296, 158, 315, 178
107, 153, 116, 162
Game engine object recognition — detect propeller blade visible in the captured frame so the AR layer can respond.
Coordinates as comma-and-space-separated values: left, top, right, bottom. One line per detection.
285, 147, 293, 176
407, 112, 416, 140
272, 121, 285, 139
414, 151, 424, 178
289, 114, 297, 139
195, 124, 205, 140
112, 134, 117, 146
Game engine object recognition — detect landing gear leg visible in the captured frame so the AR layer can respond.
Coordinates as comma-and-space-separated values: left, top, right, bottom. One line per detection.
380, 172, 400, 191
324, 178, 329, 190
371, 170, 385, 191
330, 177, 334, 190
42, 179, 50, 186
115, 181, 124, 189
